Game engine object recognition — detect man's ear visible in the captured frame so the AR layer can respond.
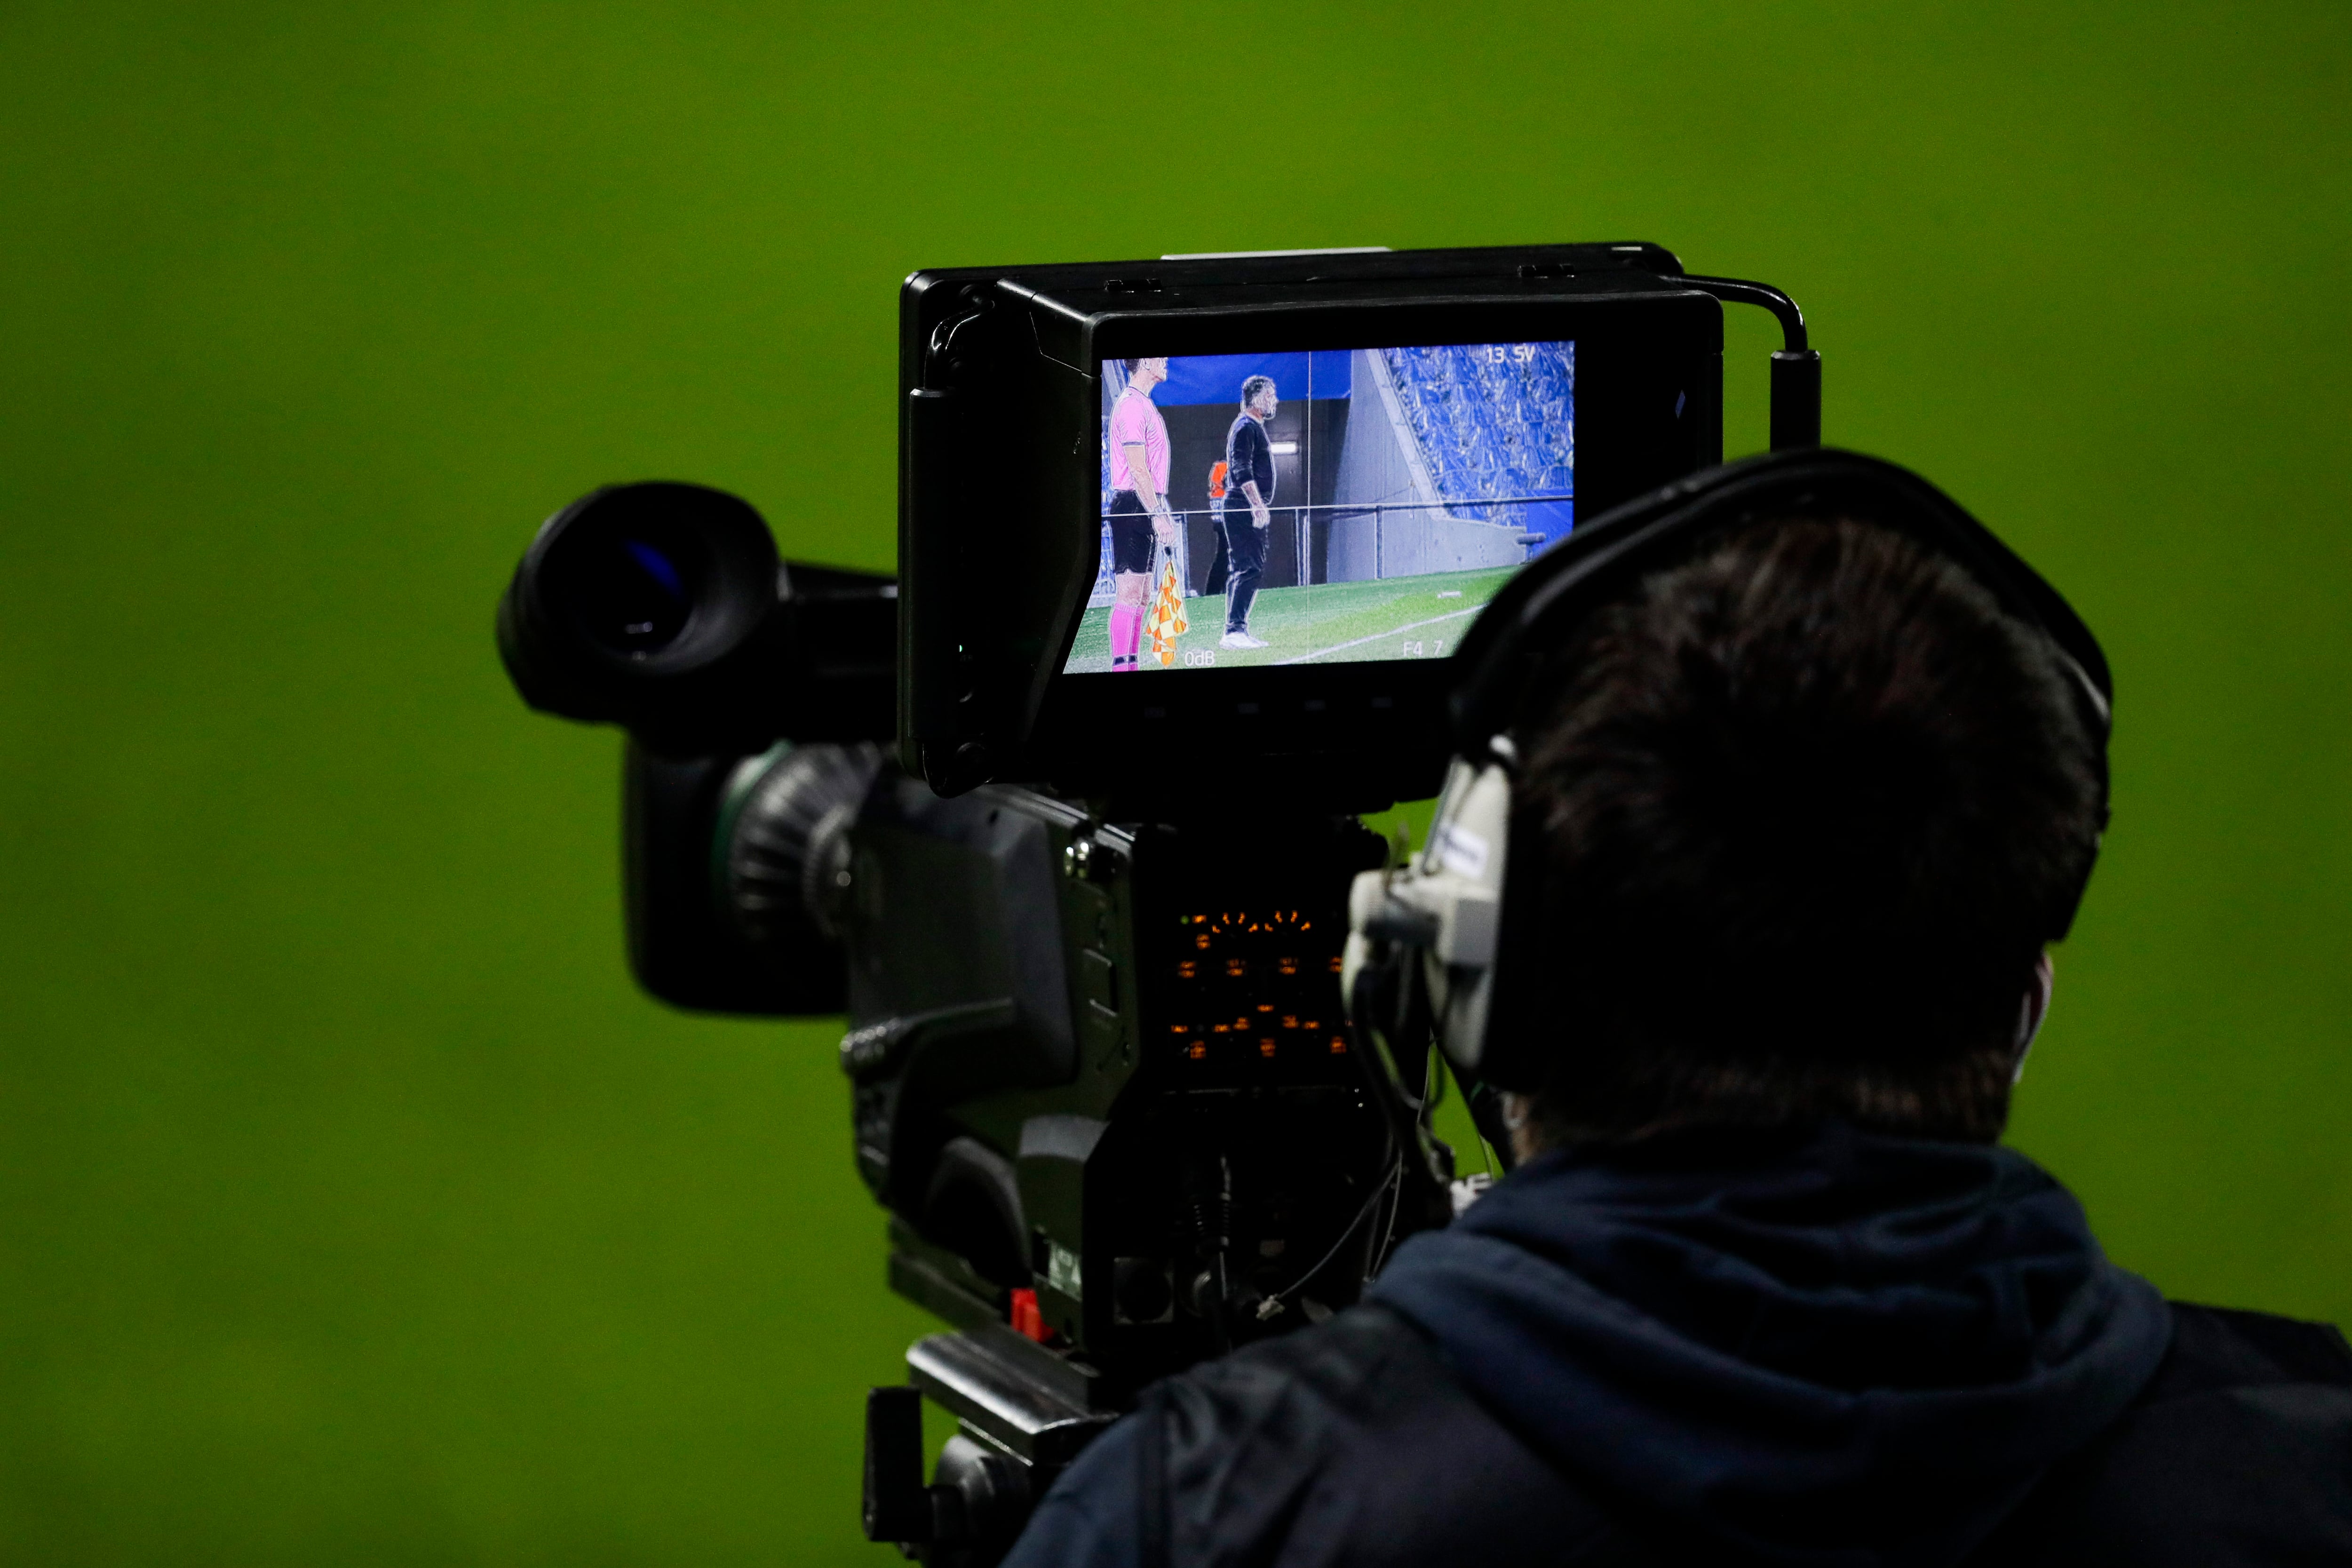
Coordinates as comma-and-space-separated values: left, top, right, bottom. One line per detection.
2012, 951, 2056, 1083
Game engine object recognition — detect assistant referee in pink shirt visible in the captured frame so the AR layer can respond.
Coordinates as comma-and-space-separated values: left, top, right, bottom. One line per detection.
1104, 357, 1176, 671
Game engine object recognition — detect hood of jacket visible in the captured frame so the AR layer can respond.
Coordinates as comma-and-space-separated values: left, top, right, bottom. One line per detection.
1368, 1122, 2169, 1568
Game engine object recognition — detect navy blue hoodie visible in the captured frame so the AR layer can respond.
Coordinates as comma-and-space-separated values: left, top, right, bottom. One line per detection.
1007, 1124, 2175, 1567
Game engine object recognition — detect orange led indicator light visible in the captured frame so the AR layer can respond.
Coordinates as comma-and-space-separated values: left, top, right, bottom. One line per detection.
1259, 1039, 1277, 1058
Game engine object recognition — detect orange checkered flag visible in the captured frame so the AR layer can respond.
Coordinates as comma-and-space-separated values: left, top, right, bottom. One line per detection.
1144, 549, 1188, 667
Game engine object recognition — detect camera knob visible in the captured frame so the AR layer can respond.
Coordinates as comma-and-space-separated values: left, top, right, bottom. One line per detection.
1112, 1256, 1173, 1325
721, 742, 884, 950
930, 1435, 1032, 1554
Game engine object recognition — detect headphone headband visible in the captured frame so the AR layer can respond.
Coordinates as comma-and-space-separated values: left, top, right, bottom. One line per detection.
1447, 449, 2113, 769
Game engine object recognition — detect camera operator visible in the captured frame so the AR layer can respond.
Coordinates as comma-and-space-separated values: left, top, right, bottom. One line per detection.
1004, 516, 2352, 1565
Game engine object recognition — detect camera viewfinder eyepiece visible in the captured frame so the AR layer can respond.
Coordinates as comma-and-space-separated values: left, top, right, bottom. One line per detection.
497, 480, 895, 756
496, 481, 782, 751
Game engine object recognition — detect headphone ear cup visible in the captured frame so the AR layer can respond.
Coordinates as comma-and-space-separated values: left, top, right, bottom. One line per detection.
1442, 796, 1549, 1093
1405, 757, 1516, 1087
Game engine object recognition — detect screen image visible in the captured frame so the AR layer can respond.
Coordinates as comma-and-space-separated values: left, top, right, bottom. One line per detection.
1067, 341, 1573, 675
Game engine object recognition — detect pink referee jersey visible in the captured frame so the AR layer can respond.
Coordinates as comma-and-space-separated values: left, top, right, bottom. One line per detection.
1107, 386, 1170, 495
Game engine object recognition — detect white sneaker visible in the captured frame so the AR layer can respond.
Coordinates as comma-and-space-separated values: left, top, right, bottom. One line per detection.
1219, 631, 1269, 650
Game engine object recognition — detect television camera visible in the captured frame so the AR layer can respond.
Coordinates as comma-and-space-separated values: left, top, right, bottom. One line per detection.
496, 241, 1820, 1564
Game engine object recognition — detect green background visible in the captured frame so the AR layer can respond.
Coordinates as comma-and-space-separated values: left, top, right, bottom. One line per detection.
4, 2, 2346, 1561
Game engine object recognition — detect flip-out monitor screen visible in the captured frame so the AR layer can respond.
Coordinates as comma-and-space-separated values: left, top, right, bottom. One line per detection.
1067, 341, 1573, 674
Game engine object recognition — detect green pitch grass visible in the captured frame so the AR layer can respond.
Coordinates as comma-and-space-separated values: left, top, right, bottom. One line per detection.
1065, 566, 1518, 674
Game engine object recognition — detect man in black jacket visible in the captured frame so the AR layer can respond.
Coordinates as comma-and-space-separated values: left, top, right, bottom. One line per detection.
1003, 515, 2352, 1566
1216, 374, 1279, 650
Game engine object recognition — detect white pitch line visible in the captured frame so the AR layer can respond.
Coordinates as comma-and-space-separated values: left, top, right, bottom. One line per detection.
1274, 605, 1484, 666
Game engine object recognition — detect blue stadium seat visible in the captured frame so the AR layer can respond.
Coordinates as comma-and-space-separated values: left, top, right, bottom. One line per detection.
1382, 344, 1574, 531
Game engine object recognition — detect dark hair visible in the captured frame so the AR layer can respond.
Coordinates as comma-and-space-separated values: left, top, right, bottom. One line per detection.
1240, 374, 1275, 406
1515, 517, 2100, 1146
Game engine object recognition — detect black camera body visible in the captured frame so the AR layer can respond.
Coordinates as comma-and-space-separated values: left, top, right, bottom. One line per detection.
498, 241, 1818, 1564
841, 780, 1394, 1353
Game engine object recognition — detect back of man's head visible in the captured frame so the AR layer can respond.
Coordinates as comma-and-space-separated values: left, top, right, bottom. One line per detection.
1517, 517, 2102, 1146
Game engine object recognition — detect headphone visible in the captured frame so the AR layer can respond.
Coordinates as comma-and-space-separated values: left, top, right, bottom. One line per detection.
1340, 448, 2113, 1097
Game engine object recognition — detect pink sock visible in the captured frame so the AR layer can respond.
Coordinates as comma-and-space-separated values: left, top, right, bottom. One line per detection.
1110, 604, 1141, 664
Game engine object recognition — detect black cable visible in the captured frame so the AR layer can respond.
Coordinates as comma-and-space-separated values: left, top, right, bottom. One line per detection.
1677, 275, 1808, 353
1264, 1156, 1402, 1314
1367, 1162, 1408, 1277
1678, 275, 1821, 451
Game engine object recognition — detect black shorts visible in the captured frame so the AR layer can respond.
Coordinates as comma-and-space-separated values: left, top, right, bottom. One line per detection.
1107, 492, 1157, 575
